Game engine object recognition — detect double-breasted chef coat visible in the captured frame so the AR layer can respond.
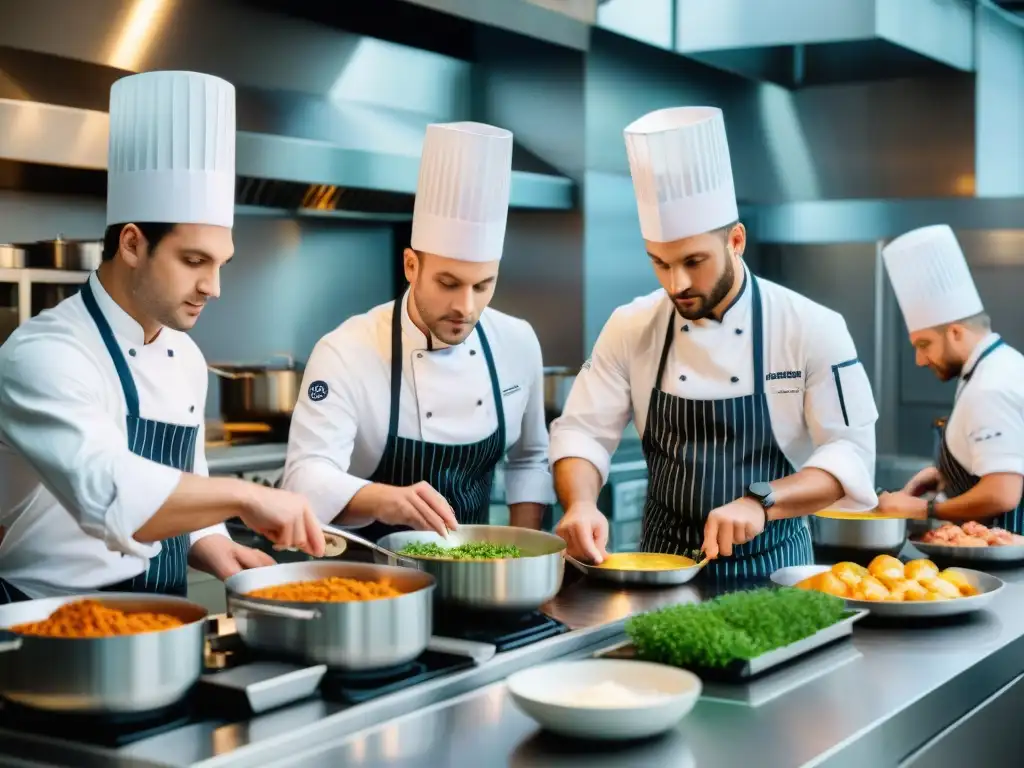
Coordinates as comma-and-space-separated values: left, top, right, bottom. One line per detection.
549, 264, 879, 580
937, 333, 1024, 533
0, 272, 228, 601
283, 290, 555, 536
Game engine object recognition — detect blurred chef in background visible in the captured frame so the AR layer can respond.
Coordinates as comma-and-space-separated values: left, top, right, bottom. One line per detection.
284, 122, 553, 541
550, 106, 879, 580
877, 225, 1024, 531
0, 71, 324, 604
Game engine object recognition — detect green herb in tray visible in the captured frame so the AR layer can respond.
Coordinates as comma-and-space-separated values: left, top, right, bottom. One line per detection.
624, 587, 846, 669
398, 541, 523, 560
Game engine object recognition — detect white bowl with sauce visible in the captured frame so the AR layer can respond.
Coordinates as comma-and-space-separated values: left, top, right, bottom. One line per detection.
506, 659, 701, 740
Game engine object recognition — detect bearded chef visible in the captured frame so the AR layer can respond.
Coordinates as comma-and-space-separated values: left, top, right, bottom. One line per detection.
0, 71, 324, 604
876, 225, 1024, 531
283, 122, 554, 539
551, 107, 879, 580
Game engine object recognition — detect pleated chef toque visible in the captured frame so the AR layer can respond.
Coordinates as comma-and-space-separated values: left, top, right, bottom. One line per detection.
411, 122, 513, 262
624, 106, 737, 243
882, 224, 984, 333
106, 71, 236, 228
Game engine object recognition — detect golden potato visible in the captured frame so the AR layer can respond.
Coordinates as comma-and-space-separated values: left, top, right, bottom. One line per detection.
857, 576, 890, 602
896, 579, 930, 601
877, 574, 905, 591
920, 577, 961, 600
923, 591, 950, 601
904, 559, 939, 582
938, 569, 977, 597
868, 555, 904, 582
799, 571, 850, 598
831, 562, 868, 589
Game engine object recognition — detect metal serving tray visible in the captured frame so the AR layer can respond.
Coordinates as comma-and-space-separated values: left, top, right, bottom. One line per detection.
599, 609, 867, 682
911, 539, 1024, 565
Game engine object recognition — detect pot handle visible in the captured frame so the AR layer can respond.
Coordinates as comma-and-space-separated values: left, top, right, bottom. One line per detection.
229, 599, 322, 621
0, 629, 23, 653
207, 365, 255, 380
267, 352, 296, 369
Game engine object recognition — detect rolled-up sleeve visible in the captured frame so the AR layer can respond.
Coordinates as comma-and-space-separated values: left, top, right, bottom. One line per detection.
504, 325, 555, 505
801, 313, 879, 510
960, 387, 1024, 477
0, 338, 180, 558
282, 337, 371, 525
549, 309, 634, 484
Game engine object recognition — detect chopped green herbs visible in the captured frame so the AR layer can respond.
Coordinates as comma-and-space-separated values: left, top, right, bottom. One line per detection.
398, 541, 523, 560
625, 588, 847, 669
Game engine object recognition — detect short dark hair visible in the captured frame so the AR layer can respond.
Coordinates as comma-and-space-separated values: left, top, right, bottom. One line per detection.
713, 220, 741, 240
102, 222, 176, 261
941, 312, 991, 333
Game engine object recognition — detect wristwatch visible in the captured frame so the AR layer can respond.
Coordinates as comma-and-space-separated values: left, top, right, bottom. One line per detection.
926, 498, 939, 519
746, 482, 776, 523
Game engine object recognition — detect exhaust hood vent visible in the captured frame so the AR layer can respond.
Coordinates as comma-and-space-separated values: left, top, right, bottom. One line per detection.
675, 0, 975, 88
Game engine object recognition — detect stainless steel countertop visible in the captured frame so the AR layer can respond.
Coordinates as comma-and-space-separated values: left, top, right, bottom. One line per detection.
269, 567, 1024, 768
205, 443, 286, 475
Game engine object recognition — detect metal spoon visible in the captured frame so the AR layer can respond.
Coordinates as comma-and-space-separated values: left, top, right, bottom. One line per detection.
319, 524, 423, 567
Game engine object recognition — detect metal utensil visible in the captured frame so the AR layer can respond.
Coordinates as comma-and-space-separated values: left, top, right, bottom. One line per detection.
224, 560, 435, 669
273, 523, 350, 558
565, 551, 708, 586
374, 525, 566, 611
319, 524, 422, 566
0, 593, 207, 713
770, 564, 1005, 618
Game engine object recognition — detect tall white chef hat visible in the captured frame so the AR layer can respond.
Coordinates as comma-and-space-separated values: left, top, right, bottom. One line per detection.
882, 224, 984, 333
624, 106, 738, 243
107, 71, 236, 228
411, 121, 513, 263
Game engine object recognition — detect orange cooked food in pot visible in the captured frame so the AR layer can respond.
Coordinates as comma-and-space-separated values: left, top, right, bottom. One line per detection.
246, 576, 403, 602
10, 599, 184, 638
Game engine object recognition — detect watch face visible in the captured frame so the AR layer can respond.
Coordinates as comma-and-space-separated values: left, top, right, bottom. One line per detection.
749, 481, 773, 499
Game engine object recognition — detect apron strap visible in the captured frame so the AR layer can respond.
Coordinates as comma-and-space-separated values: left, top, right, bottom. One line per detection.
750, 274, 765, 396
476, 321, 506, 451
386, 297, 506, 449
654, 311, 676, 390
961, 337, 1004, 385
80, 277, 141, 417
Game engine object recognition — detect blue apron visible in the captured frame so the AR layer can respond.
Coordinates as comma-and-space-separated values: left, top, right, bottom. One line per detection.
936, 338, 1024, 534
0, 279, 198, 604
357, 299, 506, 542
639, 274, 813, 581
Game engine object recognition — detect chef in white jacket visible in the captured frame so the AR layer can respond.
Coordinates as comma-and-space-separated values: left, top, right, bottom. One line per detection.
284, 122, 554, 539
551, 107, 878, 580
0, 71, 324, 604
877, 225, 1024, 531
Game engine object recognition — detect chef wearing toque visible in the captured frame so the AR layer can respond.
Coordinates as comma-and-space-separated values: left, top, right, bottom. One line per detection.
284, 122, 553, 539
551, 107, 879, 580
877, 225, 1024, 531
0, 71, 324, 604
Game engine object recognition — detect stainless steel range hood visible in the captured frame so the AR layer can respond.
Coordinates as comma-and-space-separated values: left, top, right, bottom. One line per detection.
675, 0, 975, 87
0, 47, 575, 220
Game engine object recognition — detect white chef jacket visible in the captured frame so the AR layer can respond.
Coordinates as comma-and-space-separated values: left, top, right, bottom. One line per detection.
550, 270, 879, 510
283, 291, 555, 523
0, 272, 227, 599
945, 333, 1024, 478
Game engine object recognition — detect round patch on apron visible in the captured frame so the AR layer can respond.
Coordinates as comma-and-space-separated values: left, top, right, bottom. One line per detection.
308, 380, 329, 402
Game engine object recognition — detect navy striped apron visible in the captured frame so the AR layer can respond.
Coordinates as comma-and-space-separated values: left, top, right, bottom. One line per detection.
357, 300, 506, 542
936, 338, 1024, 533
0, 279, 198, 604
639, 274, 813, 582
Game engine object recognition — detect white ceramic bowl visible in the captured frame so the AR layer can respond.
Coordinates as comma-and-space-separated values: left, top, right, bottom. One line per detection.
506, 659, 701, 741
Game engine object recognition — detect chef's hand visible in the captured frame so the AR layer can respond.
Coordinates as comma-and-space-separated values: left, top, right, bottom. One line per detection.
350, 482, 458, 537
876, 491, 928, 519
188, 535, 275, 580
902, 466, 942, 497
555, 502, 609, 564
239, 485, 326, 557
703, 498, 766, 559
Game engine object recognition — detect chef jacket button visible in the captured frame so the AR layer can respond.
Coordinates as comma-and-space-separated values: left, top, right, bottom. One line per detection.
470, 350, 477, 356
189, 405, 195, 413
128, 348, 136, 357
168, 349, 175, 357
730, 376, 740, 383
477, 399, 483, 406
735, 328, 743, 335
417, 353, 423, 359
681, 325, 690, 332
679, 375, 687, 381
426, 412, 433, 418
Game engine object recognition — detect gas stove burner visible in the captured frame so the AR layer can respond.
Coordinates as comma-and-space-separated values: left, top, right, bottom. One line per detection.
326, 660, 422, 687
0, 698, 193, 748
320, 649, 475, 705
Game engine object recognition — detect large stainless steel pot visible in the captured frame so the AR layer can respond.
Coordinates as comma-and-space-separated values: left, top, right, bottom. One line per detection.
21, 237, 102, 271
209, 353, 303, 421
225, 561, 435, 669
810, 512, 908, 558
374, 525, 566, 611
0, 593, 206, 713
543, 366, 577, 423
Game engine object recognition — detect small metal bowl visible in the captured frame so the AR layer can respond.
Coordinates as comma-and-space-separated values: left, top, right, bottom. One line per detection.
810, 512, 908, 559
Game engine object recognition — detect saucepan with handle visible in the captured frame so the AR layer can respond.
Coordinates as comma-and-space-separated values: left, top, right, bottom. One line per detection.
0, 593, 207, 713
564, 550, 708, 586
